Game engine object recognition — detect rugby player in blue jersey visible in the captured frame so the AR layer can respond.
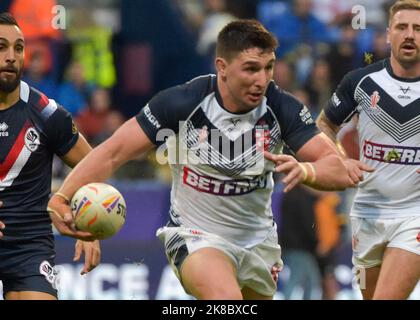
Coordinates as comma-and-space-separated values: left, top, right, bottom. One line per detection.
0, 13, 100, 300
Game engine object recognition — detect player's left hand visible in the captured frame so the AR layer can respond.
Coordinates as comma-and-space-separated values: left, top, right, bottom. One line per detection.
417, 168, 420, 174
264, 151, 305, 192
73, 240, 101, 275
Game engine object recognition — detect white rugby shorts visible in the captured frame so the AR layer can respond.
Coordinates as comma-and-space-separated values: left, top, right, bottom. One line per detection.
156, 225, 283, 297
351, 216, 420, 268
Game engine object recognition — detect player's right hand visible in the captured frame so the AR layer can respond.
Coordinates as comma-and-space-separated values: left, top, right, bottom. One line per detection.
344, 158, 374, 185
48, 194, 95, 241
0, 200, 4, 239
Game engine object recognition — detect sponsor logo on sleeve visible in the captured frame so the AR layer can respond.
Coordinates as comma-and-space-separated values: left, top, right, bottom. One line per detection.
299, 105, 314, 125
144, 105, 161, 129
363, 140, 420, 165
331, 92, 341, 107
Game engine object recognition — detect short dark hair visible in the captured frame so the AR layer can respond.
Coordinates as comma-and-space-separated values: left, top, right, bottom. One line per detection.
216, 19, 278, 61
0, 12, 20, 27
389, 0, 420, 26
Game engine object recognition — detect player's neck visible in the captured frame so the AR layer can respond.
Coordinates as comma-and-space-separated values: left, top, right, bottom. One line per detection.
0, 86, 20, 110
217, 77, 252, 114
390, 56, 420, 79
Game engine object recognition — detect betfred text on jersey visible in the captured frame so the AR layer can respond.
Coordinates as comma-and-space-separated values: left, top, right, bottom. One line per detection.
183, 166, 267, 196
363, 140, 420, 165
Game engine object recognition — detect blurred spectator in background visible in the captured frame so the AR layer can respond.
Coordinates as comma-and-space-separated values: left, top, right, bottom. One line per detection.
196, 0, 237, 71
325, 18, 362, 87
314, 191, 342, 300
23, 50, 58, 99
91, 110, 125, 146
76, 87, 114, 143
57, 61, 96, 116
10, 0, 62, 80
273, 59, 297, 92
280, 184, 322, 300
310, 0, 353, 26
370, 28, 391, 63
260, 0, 334, 59
280, 183, 342, 300
66, 8, 116, 89
303, 59, 332, 116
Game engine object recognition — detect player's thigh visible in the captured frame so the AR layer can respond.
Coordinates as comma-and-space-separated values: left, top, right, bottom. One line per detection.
358, 266, 380, 300
5, 291, 56, 300
241, 286, 272, 300
374, 247, 420, 300
180, 247, 242, 300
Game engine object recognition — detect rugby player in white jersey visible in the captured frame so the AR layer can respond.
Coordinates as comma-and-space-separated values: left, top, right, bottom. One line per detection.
317, 0, 420, 300
48, 19, 356, 300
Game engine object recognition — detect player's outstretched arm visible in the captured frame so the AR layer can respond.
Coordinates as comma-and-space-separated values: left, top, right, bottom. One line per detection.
48, 133, 96, 241
48, 118, 155, 240
56, 133, 101, 274
316, 111, 374, 185
265, 132, 361, 192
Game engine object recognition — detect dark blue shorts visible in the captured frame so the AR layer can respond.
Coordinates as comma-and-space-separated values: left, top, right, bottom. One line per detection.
0, 236, 58, 299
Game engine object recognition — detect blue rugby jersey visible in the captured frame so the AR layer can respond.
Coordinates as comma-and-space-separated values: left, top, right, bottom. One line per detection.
0, 81, 78, 241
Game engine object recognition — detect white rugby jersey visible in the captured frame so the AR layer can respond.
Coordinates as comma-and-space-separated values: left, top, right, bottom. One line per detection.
324, 59, 420, 218
137, 75, 318, 247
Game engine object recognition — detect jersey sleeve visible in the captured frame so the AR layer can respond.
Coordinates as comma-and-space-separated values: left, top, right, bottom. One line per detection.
45, 104, 79, 156
272, 90, 320, 153
323, 71, 359, 126
136, 76, 213, 146
136, 88, 179, 146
